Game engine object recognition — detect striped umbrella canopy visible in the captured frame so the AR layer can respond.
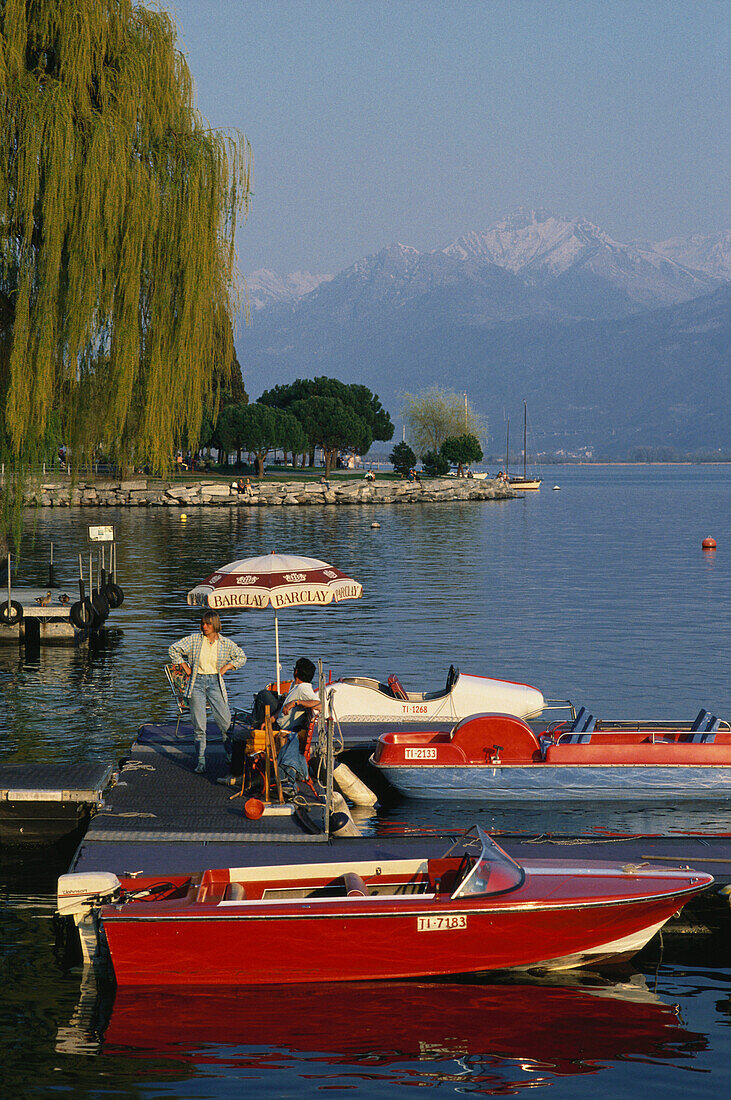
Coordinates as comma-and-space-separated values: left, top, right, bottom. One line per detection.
186, 553, 363, 690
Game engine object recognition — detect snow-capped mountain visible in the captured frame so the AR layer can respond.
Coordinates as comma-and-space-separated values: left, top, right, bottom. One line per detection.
442, 210, 720, 310
642, 231, 731, 281
245, 268, 332, 311
237, 211, 728, 456
248, 211, 727, 320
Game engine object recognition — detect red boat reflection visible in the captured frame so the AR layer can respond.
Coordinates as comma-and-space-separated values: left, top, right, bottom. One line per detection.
105, 976, 706, 1078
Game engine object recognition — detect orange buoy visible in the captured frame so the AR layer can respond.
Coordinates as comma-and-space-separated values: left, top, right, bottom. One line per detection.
702, 537, 717, 551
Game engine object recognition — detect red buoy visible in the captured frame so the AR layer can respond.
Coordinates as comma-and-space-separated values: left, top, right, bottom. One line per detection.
702, 537, 717, 551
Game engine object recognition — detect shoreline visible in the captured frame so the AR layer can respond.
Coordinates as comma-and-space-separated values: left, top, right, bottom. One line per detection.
21, 475, 518, 508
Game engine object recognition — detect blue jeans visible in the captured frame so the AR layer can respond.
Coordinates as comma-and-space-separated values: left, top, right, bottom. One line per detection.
188, 674, 231, 760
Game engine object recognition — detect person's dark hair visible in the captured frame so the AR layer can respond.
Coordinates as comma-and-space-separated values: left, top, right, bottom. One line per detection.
294, 657, 316, 683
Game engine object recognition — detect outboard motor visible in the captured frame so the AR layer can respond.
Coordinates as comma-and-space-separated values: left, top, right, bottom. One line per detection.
57, 872, 121, 964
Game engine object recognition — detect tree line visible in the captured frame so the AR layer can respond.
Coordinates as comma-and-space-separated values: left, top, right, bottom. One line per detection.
202, 375, 394, 476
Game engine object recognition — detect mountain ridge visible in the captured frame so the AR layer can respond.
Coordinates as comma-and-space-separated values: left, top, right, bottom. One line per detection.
246, 211, 728, 312
236, 211, 729, 457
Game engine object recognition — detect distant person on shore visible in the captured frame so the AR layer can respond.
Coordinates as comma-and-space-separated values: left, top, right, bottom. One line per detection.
364, 469, 375, 481
169, 612, 247, 774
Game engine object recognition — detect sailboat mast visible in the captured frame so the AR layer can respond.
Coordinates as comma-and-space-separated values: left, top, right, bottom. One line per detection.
523, 402, 527, 480
506, 419, 509, 478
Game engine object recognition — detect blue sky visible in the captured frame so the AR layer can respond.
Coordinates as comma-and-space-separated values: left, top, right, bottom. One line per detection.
166, 0, 729, 275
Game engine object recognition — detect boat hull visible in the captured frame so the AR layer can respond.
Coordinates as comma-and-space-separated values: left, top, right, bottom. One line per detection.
328, 673, 544, 723
372, 762, 731, 800
102, 887, 700, 987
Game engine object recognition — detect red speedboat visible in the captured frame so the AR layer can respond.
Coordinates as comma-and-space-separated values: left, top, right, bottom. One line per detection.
57, 826, 712, 986
371, 707, 731, 800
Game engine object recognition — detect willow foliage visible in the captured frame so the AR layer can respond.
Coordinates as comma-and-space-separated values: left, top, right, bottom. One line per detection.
0, 0, 251, 474
401, 386, 487, 458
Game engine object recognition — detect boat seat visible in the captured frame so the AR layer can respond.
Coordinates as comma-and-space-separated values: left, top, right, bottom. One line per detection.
560, 709, 596, 743
387, 673, 408, 701
687, 713, 720, 743
569, 707, 597, 733
690, 709, 720, 733
223, 882, 247, 901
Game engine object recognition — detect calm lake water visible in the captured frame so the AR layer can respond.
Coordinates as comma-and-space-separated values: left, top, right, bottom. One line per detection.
1, 465, 730, 1096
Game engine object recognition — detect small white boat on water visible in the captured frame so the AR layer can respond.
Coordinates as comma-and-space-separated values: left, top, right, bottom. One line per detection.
327, 667, 545, 724
507, 403, 542, 491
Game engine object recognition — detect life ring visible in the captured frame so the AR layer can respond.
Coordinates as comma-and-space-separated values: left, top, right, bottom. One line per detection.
103, 582, 124, 609
69, 598, 95, 629
0, 600, 23, 625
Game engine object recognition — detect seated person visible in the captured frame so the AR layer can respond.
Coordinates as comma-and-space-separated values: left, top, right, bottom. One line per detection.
219, 658, 320, 787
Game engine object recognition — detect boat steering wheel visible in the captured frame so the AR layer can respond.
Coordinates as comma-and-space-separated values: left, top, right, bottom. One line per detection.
446, 664, 459, 692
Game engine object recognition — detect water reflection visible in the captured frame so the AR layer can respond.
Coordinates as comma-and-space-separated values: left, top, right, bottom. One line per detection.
63, 970, 706, 1091
360, 796, 731, 839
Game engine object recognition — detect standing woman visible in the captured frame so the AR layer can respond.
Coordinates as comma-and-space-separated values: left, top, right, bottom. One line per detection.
169, 612, 246, 773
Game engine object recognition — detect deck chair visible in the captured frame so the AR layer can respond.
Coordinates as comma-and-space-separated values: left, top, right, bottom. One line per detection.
278, 716, 318, 794
165, 663, 191, 737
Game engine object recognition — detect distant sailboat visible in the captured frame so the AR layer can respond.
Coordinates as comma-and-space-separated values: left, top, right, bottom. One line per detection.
507, 403, 542, 491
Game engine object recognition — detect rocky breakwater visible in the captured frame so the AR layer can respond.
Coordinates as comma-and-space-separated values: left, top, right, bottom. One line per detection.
25, 476, 517, 508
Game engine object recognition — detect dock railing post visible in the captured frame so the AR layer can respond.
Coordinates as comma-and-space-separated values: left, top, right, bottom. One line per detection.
319, 658, 333, 839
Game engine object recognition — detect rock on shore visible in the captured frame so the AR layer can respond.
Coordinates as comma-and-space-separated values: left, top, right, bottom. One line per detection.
23, 476, 518, 508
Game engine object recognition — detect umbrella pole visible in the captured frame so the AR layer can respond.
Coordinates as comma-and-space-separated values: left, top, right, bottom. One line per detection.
274, 611, 281, 693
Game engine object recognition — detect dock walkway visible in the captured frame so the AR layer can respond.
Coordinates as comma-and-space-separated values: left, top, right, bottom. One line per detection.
71, 718, 327, 876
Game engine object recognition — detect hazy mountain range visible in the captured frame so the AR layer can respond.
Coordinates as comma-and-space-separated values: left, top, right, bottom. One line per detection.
238, 211, 730, 456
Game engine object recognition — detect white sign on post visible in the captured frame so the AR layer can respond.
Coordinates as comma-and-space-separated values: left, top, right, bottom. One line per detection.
88, 525, 115, 543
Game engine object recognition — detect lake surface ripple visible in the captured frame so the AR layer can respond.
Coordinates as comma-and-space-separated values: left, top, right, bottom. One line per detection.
1, 465, 729, 1095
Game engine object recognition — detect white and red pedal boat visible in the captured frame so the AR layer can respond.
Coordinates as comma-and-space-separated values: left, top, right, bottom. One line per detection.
371, 707, 731, 800
327, 666, 545, 723
56, 826, 711, 987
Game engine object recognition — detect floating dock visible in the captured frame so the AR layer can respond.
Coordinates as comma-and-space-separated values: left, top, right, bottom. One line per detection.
0, 762, 113, 845
62, 720, 731, 920
4, 716, 729, 933
69, 719, 328, 878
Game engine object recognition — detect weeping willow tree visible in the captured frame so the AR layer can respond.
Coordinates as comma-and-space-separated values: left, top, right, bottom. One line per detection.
0, 0, 251, 542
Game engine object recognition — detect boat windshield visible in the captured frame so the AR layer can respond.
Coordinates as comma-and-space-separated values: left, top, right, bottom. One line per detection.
446, 826, 525, 900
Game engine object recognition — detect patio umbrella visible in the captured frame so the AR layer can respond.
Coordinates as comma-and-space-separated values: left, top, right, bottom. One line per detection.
186, 552, 363, 691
